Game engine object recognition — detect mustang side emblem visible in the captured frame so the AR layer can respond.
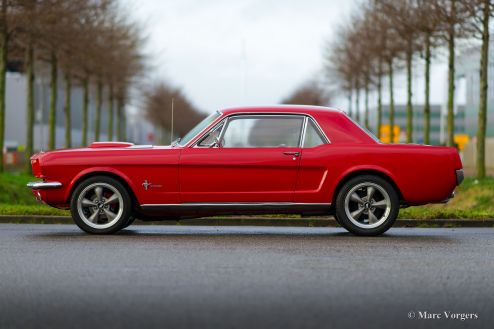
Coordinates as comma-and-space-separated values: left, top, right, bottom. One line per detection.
142, 180, 162, 191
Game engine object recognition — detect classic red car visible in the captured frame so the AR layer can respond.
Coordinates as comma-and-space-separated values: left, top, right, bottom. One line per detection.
27, 106, 463, 236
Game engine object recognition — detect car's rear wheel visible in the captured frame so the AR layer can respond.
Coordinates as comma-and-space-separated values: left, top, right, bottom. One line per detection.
335, 175, 399, 236
70, 176, 132, 234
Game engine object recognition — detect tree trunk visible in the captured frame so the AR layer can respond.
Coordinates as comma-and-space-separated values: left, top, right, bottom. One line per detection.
476, 0, 490, 179
0, 0, 7, 172
446, 0, 456, 147
364, 77, 369, 130
348, 89, 353, 118
107, 84, 113, 141
116, 94, 122, 140
424, 32, 431, 145
94, 79, 102, 141
377, 60, 383, 140
63, 71, 71, 148
389, 59, 395, 143
81, 76, 89, 146
355, 81, 360, 123
25, 41, 35, 173
48, 52, 57, 150
122, 106, 127, 141
405, 42, 413, 143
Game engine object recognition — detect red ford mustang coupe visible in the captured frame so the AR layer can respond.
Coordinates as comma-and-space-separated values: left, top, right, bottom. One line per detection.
28, 106, 463, 236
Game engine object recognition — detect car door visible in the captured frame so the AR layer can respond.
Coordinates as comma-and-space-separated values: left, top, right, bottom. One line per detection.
179, 114, 304, 203
294, 117, 331, 203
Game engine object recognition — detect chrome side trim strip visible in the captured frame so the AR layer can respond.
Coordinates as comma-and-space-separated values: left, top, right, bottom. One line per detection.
300, 116, 308, 148
27, 181, 63, 190
141, 202, 331, 208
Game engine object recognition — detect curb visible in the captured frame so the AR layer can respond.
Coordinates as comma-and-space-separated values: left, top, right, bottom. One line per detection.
0, 215, 493, 227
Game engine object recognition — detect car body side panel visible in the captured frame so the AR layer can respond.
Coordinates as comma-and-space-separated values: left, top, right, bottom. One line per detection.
295, 143, 459, 205
36, 147, 181, 207
179, 147, 301, 202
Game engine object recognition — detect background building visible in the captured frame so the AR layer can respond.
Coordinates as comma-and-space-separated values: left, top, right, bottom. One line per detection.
368, 104, 465, 145
4, 70, 155, 156
456, 43, 494, 139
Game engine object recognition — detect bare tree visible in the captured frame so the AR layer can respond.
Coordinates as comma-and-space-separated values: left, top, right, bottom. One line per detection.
0, 0, 16, 172
281, 79, 332, 106
379, 0, 422, 143
414, 0, 443, 145
144, 82, 205, 144
459, 0, 494, 178
434, 0, 472, 147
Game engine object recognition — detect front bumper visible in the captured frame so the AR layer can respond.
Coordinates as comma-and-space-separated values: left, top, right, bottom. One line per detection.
455, 169, 464, 186
27, 181, 62, 190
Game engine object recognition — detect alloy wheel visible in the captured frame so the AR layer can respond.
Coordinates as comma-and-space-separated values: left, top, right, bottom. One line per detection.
76, 182, 124, 229
343, 182, 392, 229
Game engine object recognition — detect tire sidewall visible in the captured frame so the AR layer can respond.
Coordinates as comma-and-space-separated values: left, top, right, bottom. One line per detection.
335, 175, 399, 236
70, 176, 132, 234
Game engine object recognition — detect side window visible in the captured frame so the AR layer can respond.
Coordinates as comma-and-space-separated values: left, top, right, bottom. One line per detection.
222, 116, 304, 148
303, 119, 326, 148
197, 122, 224, 147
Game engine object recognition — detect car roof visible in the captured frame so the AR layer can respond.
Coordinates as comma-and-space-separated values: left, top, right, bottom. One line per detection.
219, 105, 344, 116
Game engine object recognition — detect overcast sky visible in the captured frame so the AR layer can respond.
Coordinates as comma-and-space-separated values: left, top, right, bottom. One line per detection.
123, 0, 358, 113
123, 0, 452, 115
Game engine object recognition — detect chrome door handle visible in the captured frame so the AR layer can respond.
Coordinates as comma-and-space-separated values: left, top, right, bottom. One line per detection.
283, 151, 300, 160
283, 151, 300, 156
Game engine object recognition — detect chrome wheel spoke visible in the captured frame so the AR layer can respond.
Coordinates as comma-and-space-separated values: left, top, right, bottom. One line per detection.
350, 193, 363, 204
88, 210, 99, 223
103, 209, 117, 221
351, 208, 365, 220
367, 186, 375, 201
94, 187, 103, 201
368, 210, 378, 224
104, 193, 119, 205
373, 200, 388, 209
81, 198, 96, 207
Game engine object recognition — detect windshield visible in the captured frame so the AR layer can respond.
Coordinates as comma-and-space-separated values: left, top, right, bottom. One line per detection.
177, 111, 221, 146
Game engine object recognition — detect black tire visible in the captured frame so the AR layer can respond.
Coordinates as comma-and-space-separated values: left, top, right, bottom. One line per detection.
335, 175, 399, 236
70, 176, 133, 234
123, 216, 136, 228
334, 214, 347, 229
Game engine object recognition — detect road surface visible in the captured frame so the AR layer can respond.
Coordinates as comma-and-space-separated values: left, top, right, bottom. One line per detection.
1, 224, 493, 329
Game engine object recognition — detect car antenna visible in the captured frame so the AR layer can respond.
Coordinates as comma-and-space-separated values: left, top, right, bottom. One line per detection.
170, 97, 174, 144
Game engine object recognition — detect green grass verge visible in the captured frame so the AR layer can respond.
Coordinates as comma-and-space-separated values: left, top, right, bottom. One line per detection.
0, 204, 69, 216
1, 172, 493, 219
0, 172, 69, 216
399, 177, 494, 219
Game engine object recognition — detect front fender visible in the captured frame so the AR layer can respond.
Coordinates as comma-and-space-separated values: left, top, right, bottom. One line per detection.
64, 167, 140, 204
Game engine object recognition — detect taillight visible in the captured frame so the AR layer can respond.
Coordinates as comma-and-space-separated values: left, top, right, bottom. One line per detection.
31, 158, 43, 178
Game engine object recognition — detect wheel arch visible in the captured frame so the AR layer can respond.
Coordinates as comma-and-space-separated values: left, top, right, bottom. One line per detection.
331, 168, 405, 207
66, 168, 140, 207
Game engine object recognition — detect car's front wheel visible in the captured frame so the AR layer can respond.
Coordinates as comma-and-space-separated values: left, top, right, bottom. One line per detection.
335, 175, 399, 236
70, 176, 132, 234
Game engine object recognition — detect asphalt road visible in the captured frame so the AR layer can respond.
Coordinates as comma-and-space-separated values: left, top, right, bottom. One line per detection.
1, 224, 493, 329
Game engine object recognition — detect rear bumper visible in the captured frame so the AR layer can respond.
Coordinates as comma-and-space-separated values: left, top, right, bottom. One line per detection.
455, 169, 464, 186
27, 181, 62, 190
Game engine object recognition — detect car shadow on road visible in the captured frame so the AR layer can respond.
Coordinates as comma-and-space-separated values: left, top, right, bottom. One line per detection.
28, 225, 459, 244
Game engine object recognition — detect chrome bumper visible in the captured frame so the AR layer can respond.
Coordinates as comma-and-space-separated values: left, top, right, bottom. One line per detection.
27, 181, 62, 189
455, 169, 464, 186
